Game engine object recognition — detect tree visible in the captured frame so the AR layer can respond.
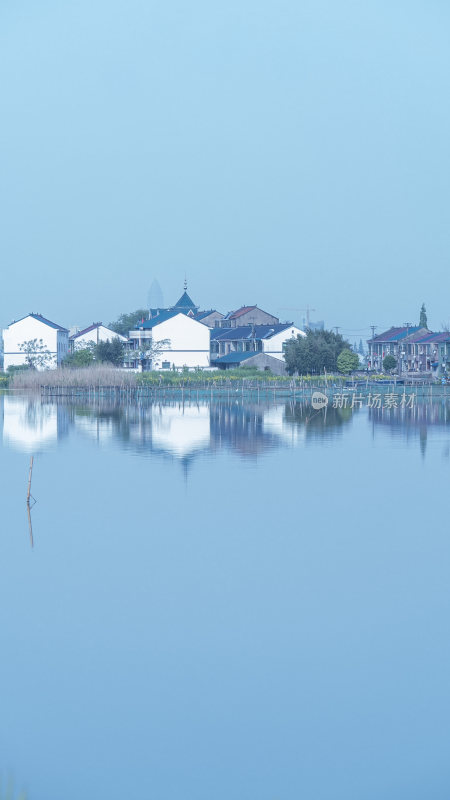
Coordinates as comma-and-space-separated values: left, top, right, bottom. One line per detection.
420, 303, 427, 328
63, 347, 95, 367
18, 338, 53, 369
284, 329, 353, 375
108, 309, 149, 337
337, 348, 360, 374
124, 337, 171, 370
383, 354, 397, 372
95, 338, 125, 366
358, 338, 364, 355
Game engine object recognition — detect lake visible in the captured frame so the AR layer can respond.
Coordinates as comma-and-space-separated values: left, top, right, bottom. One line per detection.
1, 392, 450, 799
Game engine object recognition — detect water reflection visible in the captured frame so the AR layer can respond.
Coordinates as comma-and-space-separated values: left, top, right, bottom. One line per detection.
1, 395, 69, 452
2, 394, 450, 460
368, 400, 450, 458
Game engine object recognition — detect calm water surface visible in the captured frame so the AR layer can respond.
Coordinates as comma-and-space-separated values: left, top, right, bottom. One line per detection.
1, 393, 450, 799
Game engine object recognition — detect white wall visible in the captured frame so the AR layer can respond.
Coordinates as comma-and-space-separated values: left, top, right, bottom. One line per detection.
262, 326, 305, 361
2, 395, 58, 450
3, 316, 69, 370
132, 314, 210, 370
71, 325, 127, 349
151, 404, 210, 457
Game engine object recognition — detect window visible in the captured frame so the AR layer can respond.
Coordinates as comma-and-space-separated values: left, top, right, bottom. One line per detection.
162, 361, 170, 369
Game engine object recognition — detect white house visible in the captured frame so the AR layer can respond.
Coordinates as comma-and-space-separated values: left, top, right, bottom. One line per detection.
2, 313, 69, 370
126, 310, 210, 371
261, 324, 305, 360
70, 322, 128, 351
210, 323, 305, 363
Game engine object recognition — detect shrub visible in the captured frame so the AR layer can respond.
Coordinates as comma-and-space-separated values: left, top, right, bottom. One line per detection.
337, 349, 360, 374
383, 355, 397, 371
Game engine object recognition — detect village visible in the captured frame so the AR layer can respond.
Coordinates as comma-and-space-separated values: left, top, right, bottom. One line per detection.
2, 287, 450, 379
1, 283, 305, 376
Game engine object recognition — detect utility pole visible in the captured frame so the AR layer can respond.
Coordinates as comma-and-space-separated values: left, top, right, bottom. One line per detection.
403, 321, 412, 374
370, 325, 377, 370
334, 327, 340, 335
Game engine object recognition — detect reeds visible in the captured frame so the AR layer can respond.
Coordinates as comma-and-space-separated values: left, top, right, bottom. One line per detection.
11, 365, 138, 391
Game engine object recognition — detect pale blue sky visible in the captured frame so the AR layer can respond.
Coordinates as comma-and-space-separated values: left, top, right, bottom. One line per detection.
1, 0, 449, 338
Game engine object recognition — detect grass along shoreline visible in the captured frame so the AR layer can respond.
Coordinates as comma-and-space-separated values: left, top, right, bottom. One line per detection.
3, 365, 438, 394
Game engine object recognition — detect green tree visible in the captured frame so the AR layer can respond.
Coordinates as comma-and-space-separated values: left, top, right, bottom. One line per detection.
108, 309, 148, 337
18, 338, 53, 369
337, 348, 360, 374
63, 348, 95, 367
383, 354, 397, 371
124, 337, 171, 370
420, 303, 427, 328
284, 329, 352, 375
95, 338, 125, 366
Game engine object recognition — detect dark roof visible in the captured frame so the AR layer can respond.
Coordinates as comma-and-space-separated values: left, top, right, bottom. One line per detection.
194, 310, 223, 321
9, 313, 69, 332
136, 310, 179, 329
171, 290, 198, 312
70, 322, 127, 340
136, 310, 203, 330
409, 331, 450, 344
372, 326, 423, 343
70, 322, 102, 339
211, 351, 260, 364
149, 307, 166, 318
210, 323, 296, 342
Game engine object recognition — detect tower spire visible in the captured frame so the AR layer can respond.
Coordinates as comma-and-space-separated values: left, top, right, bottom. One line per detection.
184, 275, 187, 291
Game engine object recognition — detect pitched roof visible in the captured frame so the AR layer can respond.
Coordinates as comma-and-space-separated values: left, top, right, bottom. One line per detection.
136, 310, 179, 329
226, 305, 257, 320
372, 326, 422, 343
136, 310, 204, 330
70, 322, 127, 341
171, 290, 198, 311
210, 323, 296, 342
194, 309, 223, 321
70, 322, 102, 339
409, 331, 450, 343
211, 351, 260, 364
8, 313, 69, 332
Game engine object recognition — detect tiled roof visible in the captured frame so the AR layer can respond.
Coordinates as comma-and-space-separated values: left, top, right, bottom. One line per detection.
172, 291, 198, 311
136, 310, 202, 329
410, 331, 450, 343
70, 323, 127, 341
227, 306, 256, 319
70, 322, 102, 339
194, 310, 222, 321
136, 310, 179, 329
211, 351, 260, 364
9, 313, 69, 332
372, 326, 422, 343
210, 323, 295, 342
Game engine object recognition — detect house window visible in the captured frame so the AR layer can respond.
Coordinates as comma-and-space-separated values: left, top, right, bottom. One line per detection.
162, 361, 170, 369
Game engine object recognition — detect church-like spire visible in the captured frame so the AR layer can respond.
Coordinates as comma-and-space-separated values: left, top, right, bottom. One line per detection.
171, 280, 199, 313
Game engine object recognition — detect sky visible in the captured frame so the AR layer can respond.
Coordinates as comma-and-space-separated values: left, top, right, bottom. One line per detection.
1, 0, 449, 340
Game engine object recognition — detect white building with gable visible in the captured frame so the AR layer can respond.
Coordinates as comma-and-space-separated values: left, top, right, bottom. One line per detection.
127, 310, 210, 370
210, 323, 305, 366
2, 313, 69, 370
70, 322, 128, 351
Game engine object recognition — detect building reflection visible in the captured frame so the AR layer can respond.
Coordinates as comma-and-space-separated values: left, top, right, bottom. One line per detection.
0, 395, 69, 452
2, 395, 450, 461
368, 400, 450, 458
